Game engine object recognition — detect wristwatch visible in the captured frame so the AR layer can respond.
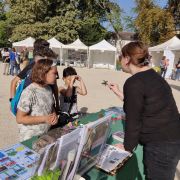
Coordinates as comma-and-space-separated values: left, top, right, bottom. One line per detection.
9, 98, 13, 102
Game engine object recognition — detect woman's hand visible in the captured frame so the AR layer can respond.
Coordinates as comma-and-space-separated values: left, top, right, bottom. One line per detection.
114, 143, 125, 150
45, 112, 58, 125
114, 143, 132, 154
108, 83, 120, 94
108, 83, 124, 101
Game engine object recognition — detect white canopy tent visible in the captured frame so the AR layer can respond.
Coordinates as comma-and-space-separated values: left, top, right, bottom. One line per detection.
149, 36, 180, 52
88, 40, 117, 69
62, 38, 88, 66
13, 37, 35, 48
12, 37, 35, 52
48, 37, 64, 62
149, 36, 180, 78
63, 38, 88, 50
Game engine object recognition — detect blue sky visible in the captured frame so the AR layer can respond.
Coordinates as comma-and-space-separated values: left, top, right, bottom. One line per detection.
117, 0, 168, 16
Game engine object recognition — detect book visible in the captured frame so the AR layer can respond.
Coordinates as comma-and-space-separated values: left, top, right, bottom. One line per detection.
112, 131, 125, 143
96, 144, 132, 175
0, 143, 39, 180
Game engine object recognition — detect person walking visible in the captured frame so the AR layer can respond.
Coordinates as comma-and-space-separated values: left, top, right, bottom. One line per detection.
3, 48, 10, 75
175, 60, 180, 81
9, 48, 18, 76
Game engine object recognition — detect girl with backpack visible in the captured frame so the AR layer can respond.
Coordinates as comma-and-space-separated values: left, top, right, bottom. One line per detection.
16, 59, 58, 141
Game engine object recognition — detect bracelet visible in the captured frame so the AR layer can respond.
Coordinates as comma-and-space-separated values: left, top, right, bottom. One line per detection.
9, 98, 13, 102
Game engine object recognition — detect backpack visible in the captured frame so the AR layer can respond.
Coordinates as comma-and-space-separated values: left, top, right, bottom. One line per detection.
11, 79, 26, 116
11, 66, 33, 116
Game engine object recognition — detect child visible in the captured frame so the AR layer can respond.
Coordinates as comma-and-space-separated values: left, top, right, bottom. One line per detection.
59, 66, 87, 118
16, 59, 58, 141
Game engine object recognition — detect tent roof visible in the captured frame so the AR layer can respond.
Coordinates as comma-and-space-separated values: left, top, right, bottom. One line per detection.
12, 37, 35, 47
89, 39, 116, 51
149, 36, 180, 51
48, 37, 64, 48
63, 38, 88, 50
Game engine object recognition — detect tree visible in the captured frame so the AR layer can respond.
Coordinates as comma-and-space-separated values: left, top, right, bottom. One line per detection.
77, 0, 108, 45
167, 0, 180, 15
96, 0, 123, 39
7, 0, 82, 42
0, 1, 6, 21
134, 0, 175, 45
0, 1, 11, 47
78, 18, 107, 46
123, 15, 136, 32
6, 0, 122, 45
0, 21, 10, 47
88, 0, 123, 51
167, 0, 180, 37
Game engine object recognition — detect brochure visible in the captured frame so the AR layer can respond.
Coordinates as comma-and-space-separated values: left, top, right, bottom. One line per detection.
96, 144, 132, 175
0, 143, 39, 180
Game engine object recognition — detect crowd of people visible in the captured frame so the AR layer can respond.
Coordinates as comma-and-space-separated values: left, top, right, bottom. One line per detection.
0, 47, 33, 76
160, 55, 180, 80
1, 39, 179, 180
2, 46, 180, 81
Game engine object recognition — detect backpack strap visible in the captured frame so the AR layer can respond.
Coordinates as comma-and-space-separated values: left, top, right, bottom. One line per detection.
67, 87, 76, 114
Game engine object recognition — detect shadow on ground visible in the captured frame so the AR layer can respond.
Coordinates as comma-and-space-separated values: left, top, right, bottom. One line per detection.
176, 168, 180, 180
170, 84, 180, 91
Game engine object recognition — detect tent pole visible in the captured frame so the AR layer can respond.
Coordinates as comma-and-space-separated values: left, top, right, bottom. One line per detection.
114, 51, 117, 71
87, 47, 90, 68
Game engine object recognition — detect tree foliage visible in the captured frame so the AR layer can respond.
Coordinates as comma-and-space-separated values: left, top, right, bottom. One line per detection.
77, 0, 108, 45
134, 0, 175, 45
96, 0, 122, 39
167, 0, 180, 37
7, 0, 82, 43
0, 0, 123, 46
0, 1, 6, 20
0, 1, 10, 47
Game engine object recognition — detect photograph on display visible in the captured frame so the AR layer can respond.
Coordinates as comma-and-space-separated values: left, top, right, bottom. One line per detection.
76, 114, 112, 175
36, 143, 55, 176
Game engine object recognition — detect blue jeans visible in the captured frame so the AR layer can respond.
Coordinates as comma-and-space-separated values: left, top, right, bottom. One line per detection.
143, 141, 180, 180
10, 61, 18, 76
175, 69, 180, 80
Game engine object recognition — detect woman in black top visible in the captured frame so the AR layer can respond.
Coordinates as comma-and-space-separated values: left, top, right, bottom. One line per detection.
108, 41, 180, 180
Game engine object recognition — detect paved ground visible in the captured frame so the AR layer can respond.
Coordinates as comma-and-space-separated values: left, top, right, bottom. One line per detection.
0, 62, 180, 179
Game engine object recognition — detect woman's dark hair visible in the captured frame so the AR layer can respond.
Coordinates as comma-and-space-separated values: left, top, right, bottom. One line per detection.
63, 66, 77, 78
121, 41, 150, 67
33, 39, 49, 50
162, 56, 166, 60
33, 39, 50, 57
33, 46, 58, 59
31, 59, 53, 86
12, 47, 16, 52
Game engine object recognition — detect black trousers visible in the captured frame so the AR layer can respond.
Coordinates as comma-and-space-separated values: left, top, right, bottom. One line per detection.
143, 140, 180, 180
